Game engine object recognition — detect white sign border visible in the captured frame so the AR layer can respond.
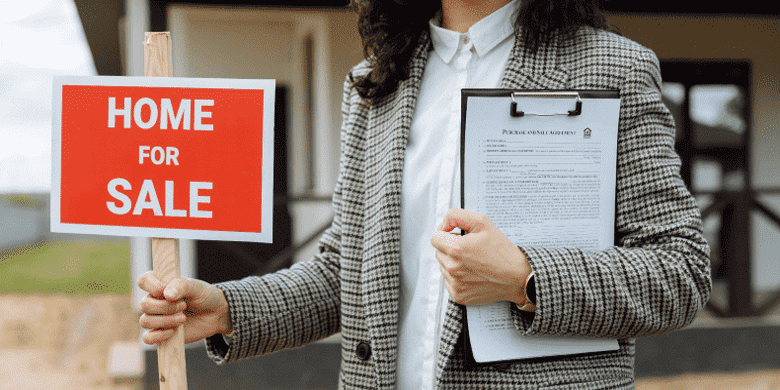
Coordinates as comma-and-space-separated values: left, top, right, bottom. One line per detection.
51, 76, 275, 243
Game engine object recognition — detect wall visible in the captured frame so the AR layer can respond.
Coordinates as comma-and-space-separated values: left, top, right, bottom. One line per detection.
167, 6, 364, 265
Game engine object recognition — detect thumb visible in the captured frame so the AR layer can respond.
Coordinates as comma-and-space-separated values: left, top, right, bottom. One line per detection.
430, 229, 462, 253
163, 277, 196, 301
439, 208, 487, 234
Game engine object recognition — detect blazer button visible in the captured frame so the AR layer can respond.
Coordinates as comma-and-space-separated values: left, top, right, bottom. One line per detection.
494, 362, 512, 372
355, 342, 372, 361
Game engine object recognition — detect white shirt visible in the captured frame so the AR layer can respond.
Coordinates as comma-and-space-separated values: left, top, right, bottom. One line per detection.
396, 1, 520, 389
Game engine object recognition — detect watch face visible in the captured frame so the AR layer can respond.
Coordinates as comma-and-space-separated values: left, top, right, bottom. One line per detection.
527, 275, 537, 305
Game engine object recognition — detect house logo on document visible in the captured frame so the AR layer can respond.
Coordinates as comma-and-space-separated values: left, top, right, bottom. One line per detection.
583, 127, 592, 139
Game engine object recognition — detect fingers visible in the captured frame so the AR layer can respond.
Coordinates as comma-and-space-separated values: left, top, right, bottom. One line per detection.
137, 272, 197, 302
431, 230, 480, 270
138, 296, 186, 340
137, 271, 166, 297
431, 210, 489, 259
137, 274, 192, 317
137, 273, 190, 345
140, 311, 186, 330
438, 208, 489, 233
141, 328, 177, 345
139, 308, 186, 345
139, 298, 187, 345
163, 277, 195, 301
140, 297, 187, 315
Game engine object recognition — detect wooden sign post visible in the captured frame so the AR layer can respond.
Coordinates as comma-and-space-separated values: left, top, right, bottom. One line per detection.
151, 237, 187, 389
144, 32, 187, 390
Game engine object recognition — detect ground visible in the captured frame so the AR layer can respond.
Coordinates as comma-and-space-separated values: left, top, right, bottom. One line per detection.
637, 370, 780, 389
0, 294, 141, 390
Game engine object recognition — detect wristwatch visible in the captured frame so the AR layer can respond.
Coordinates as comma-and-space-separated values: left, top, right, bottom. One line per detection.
526, 273, 536, 305
517, 272, 536, 312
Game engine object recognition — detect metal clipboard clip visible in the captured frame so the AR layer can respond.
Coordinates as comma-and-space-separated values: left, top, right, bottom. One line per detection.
510, 91, 582, 117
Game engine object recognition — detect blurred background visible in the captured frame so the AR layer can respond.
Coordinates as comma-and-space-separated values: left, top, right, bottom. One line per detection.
0, 0, 778, 389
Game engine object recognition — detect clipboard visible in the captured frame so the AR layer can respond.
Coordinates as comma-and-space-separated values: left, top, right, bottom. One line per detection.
459, 89, 621, 364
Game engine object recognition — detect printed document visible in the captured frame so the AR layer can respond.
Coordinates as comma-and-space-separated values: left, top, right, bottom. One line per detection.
461, 91, 621, 363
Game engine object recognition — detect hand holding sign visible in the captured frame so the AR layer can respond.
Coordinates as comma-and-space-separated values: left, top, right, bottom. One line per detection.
137, 272, 232, 345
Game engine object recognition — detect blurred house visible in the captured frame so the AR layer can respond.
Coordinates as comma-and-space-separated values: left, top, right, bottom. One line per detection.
0, 194, 48, 249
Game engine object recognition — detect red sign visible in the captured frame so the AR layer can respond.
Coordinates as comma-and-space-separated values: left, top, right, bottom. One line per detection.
52, 77, 275, 243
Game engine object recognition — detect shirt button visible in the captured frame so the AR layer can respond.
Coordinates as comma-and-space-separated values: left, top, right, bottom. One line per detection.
356, 342, 372, 361
462, 34, 470, 44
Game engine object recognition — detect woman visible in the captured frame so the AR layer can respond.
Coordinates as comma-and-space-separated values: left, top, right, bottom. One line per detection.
138, 0, 711, 388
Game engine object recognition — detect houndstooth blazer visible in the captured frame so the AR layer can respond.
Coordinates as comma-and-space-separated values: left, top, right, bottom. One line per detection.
206, 26, 711, 389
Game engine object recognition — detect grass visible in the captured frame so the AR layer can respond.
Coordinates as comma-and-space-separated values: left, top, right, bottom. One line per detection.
0, 239, 131, 295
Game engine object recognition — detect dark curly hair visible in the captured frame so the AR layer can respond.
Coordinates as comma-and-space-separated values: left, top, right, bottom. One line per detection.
350, 0, 613, 104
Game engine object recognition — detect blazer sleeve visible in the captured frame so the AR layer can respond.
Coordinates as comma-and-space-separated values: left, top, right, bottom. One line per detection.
512, 46, 712, 339
203, 77, 358, 364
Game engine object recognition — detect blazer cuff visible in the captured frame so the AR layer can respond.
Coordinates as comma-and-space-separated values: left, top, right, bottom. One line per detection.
205, 333, 231, 361
204, 283, 248, 364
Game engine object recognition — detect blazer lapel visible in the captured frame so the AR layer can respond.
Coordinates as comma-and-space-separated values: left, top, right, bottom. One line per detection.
435, 30, 570, 377
500, 30, 569, 90
361, 31, 432, 388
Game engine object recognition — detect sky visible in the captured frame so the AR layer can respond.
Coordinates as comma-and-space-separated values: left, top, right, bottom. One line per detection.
0, 0, 96, 193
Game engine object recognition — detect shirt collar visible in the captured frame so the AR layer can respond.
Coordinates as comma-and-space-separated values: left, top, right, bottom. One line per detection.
429, 0, 520, 63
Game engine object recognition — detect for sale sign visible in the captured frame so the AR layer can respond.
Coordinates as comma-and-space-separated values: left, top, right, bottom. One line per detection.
51, 76, 275, 243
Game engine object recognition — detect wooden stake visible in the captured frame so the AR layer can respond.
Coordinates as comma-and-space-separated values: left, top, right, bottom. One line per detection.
151, 238, 187, 389
144, 32, 188, 390
144, 32, 173, 78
